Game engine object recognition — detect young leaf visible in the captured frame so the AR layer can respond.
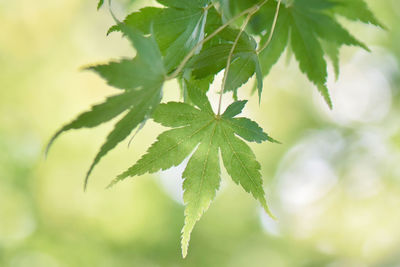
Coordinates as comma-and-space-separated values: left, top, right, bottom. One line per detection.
109, 87, 276, 257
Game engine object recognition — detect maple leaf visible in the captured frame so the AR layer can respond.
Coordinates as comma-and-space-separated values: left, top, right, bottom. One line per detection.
189, 14, 264, 100
47, 24, 165, 190
49, 0, 383, 259
228, 0, 383, 108
110, 4, 263, 98
109, 0, 212, 72
108, 85, 277, 257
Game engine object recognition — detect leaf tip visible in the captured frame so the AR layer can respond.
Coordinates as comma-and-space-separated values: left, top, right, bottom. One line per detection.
107, 25, 119, 36
83, 160, 98, 192
79, 64, 94, 72
181, 246, 188, 259
181, 231, 190, 259
105, 177, 119, 189
262, 203, 278, 221
44, 129, 64, 159
181, 216, 197, 259
317, 84, 333, 109
268, 136, 282, 144
97, 0, 104, 10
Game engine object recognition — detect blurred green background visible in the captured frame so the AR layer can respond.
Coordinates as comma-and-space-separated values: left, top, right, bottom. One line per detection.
1, 0, 400, 266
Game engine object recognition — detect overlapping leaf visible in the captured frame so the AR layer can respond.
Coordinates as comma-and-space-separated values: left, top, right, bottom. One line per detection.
47, 25, 165, 189
109, 0, 212, 72
189, 17, 264, 99
226, 0, 382, 107
109, 86, 276, 257
50, 0, 383, 258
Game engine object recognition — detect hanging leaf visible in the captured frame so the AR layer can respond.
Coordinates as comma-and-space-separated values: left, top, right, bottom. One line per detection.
49, 0, 383, 258
255, 0, 381, 107
109, 86, 276, 257
47, 24, 166, 190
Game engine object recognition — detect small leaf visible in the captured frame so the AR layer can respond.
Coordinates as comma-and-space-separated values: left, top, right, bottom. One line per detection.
225, 56, 256, 92
222, 100, 247, 118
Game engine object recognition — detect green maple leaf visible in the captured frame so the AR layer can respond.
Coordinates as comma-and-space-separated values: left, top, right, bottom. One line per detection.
189, 27, 264, 100
253, 0, 383, 108
47, 24, 165, 190
108, 85, 277, 257
109, 0, 211, 72
50, 0, 383, 258
111, 5, 263, 98
154, 0, 210, 72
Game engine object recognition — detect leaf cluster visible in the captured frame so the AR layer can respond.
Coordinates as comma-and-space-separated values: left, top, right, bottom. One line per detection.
48, 0, 382, 257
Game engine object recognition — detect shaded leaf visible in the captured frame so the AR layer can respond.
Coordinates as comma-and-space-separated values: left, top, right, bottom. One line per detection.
48, 23, 166, 189
253, 0, 380, 106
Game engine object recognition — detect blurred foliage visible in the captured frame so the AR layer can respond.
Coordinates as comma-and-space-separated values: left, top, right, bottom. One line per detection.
1, 0, 400, 266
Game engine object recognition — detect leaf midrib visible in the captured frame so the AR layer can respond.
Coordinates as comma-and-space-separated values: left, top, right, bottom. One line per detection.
220, 125, 264, 203
192, 122, 218, 213
134, 118, 215, 175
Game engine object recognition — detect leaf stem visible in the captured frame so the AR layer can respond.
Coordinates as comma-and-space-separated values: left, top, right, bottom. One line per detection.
217, 13, 254, 115
217, 1, 268, 115
166, 0, 268, 81
257, 0, 282, 54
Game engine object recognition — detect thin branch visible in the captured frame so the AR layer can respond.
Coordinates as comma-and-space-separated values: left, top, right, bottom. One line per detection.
257, 0, 282, 54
